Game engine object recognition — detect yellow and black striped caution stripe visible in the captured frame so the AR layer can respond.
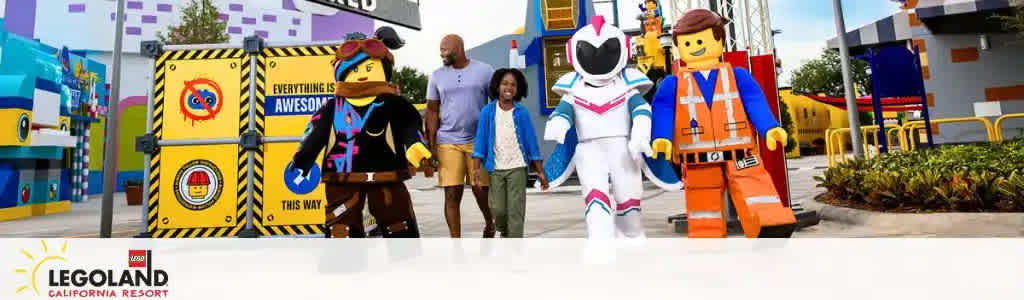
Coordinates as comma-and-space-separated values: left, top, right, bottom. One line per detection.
262, 45, 336, 58
149, 48, 248, 239
255, 46, 329, 236
147, 51, 168, 238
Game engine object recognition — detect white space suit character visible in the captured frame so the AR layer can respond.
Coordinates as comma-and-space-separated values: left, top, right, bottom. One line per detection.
540, 15, 681, 239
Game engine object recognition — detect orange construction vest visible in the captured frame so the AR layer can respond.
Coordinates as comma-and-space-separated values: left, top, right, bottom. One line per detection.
672, 63, 759, 165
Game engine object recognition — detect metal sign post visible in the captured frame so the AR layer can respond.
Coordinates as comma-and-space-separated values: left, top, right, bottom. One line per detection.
100, 0, 127, 238
831, 0, 865, 158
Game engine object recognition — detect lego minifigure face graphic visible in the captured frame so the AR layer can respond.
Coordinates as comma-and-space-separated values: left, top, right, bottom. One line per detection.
675, 28, 724, 66
189, 185, 208, 199
645, 0, 658, 11
343, 58, 386, 83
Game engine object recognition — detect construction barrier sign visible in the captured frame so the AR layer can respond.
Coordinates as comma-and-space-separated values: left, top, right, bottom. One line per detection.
255, 45, 336, 236
147, 48, 250, 238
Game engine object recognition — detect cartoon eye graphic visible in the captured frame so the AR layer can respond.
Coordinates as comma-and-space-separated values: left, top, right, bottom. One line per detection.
685, 41, 691, 47
17, 113, 30, 142
365, 63, 374, 72
187, 89, 218, 110
697, 40, 703, 45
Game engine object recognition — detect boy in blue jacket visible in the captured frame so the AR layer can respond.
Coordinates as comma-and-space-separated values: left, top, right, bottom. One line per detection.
471, 68, 549, 238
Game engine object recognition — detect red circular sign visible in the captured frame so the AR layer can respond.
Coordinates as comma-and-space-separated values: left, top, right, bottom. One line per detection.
178, 78, 224, 124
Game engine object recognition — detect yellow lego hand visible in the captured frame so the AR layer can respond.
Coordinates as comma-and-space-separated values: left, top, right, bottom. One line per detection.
651, 138, 673, 160
405, 143, 432, 168
765, 127, 788, 151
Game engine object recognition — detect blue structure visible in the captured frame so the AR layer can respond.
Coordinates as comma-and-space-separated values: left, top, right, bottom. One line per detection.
856, 44, 934, 152
0, 18, 107, 221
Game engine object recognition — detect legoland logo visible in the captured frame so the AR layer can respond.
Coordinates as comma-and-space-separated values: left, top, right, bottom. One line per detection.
13, 241, 170, 299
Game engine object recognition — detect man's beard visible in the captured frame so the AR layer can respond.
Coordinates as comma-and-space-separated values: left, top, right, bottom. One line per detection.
442, 54, 456, 66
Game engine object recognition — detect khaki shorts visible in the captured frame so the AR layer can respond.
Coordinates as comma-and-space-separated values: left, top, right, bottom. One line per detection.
438, 143, 489, 187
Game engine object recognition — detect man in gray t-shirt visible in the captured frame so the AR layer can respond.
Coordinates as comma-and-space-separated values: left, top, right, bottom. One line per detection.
426, 34, 496, 238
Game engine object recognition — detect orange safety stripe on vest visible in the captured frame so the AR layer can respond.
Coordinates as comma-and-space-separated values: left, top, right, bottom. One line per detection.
672, 63, 758, 164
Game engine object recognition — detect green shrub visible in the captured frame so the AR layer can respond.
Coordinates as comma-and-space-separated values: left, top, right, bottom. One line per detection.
815, 139, 1024, 212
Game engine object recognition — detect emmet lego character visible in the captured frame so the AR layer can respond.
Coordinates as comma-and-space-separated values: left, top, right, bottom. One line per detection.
290, 27, 430, 238
650, 9, 796, 238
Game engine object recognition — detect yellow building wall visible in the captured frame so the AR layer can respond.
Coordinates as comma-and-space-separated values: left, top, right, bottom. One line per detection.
779, 88, 850, 148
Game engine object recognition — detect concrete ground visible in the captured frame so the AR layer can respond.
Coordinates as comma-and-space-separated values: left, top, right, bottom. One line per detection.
2, 155, 1018, 238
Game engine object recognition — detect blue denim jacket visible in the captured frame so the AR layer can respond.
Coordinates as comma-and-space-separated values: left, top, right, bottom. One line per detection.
472, 101, 542, 173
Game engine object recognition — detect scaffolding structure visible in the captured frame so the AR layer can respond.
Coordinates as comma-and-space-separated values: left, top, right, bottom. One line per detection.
665, 0, 775, 55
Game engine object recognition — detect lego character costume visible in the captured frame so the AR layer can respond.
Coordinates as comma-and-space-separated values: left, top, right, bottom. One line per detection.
650, 10, 796, 238
290, 27, 432, 238
540, 16, 682, 239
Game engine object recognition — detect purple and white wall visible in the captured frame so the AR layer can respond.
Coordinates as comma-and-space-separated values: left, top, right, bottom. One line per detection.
4, 0, 374, 52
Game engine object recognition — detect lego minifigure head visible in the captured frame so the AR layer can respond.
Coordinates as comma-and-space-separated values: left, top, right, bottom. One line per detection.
568, 15, 630, 85
645, 0, 659, 11
188, 185, 208, 199
187, 171, 210, 199
341, 58, 388, 84
333, 34, 396, 84
672, 9, 728, 69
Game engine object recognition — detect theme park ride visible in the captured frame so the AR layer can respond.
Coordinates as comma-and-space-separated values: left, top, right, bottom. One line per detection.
0, 18, 108, 222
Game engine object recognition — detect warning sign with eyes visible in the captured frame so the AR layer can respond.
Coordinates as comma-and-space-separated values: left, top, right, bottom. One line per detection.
178, 78, 224, 125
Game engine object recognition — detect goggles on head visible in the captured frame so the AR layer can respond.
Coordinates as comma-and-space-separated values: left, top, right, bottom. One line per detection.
335, 38, 394, 64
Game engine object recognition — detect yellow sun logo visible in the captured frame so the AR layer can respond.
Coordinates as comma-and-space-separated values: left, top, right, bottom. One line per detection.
14, 240, 69, 296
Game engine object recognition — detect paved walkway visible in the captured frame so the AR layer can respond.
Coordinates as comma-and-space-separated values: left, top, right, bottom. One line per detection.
6, 154, 1015, 238
0, 155, 835, 238
26, 155, 1012, 238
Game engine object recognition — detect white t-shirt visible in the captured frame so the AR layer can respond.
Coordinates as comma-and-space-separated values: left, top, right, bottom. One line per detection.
493, 105, 526, 170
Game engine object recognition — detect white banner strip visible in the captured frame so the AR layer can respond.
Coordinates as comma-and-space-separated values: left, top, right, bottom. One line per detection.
2, 239, 1022, 300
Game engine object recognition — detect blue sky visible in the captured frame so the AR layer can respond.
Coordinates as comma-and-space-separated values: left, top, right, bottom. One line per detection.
390, 0, 902, 85
768, 0, 904, 85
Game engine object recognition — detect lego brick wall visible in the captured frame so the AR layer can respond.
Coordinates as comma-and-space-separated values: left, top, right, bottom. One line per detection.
7, 0, 372, 53
921, 32, 1024, 143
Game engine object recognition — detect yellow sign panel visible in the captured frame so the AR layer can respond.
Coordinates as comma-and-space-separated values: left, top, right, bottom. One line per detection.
162, 58, 243, 140
263, 143, 326, 226
264, 54, 335, 136
260, 49, 336, 231
158, 144, 239, 229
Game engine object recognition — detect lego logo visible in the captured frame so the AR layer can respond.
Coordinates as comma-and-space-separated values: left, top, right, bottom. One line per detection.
130, 255, 146, 262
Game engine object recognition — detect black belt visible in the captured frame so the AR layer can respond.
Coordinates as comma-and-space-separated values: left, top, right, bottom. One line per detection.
685, 149, 749, 164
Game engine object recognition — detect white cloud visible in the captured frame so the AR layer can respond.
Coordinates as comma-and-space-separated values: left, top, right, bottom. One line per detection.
775, 41, 826, 86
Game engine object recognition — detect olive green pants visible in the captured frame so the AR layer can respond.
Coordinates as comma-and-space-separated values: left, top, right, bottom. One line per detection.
488, 167, 527, 238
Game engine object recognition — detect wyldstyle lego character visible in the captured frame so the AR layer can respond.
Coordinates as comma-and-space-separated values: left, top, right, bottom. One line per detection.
290, 27, 431, 238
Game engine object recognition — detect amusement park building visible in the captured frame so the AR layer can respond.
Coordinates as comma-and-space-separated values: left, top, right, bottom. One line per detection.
1, 0, 375, 194
828, 0, 1024, 144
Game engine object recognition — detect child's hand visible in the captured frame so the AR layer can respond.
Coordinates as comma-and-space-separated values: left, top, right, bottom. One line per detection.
473, 170, 484, 188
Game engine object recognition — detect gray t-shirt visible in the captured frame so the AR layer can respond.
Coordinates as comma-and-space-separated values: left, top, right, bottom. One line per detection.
427, 59, 495, 145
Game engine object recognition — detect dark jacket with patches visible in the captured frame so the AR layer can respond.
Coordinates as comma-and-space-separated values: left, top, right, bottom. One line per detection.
291, 93, 425, 176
